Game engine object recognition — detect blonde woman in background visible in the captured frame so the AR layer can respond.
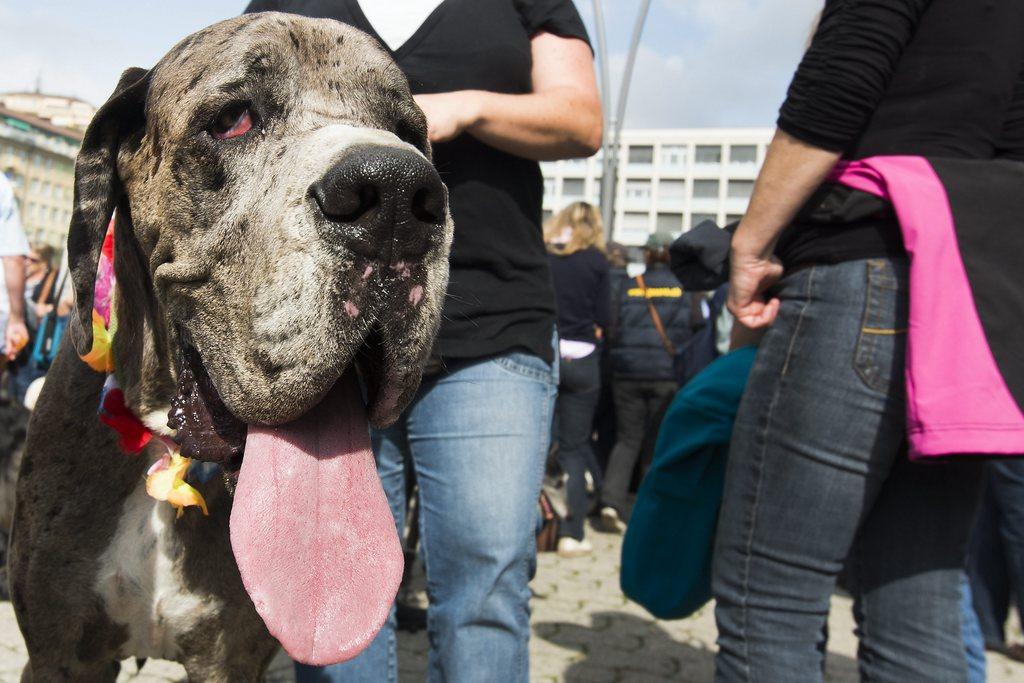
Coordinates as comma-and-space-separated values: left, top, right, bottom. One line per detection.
545, 201, 611, 557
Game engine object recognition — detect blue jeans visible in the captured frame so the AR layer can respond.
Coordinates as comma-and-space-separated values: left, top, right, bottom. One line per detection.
713, 259, 982, 682
296, 346, 557, 682
960, 575, 987, 683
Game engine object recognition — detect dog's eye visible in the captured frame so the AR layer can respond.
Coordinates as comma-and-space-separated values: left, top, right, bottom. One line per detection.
210, 103, 253, 140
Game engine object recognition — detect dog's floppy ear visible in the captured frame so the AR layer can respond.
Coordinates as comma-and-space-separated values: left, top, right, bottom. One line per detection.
67, 66, 150, 351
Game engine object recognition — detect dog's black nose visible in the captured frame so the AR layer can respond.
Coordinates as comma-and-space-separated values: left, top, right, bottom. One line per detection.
312, 144, 446, 263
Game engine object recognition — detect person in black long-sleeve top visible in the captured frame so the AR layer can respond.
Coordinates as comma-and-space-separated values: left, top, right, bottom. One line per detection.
712, 2, 1024, 680
545, 202, 610, 557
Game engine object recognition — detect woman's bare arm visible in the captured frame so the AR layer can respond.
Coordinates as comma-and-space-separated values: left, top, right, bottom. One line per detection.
414, 32, 602, 160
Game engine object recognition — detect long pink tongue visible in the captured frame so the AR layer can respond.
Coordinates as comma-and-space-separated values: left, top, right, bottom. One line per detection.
230, 373, 403, 665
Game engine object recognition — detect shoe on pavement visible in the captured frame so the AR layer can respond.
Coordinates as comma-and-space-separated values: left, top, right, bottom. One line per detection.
600, 506, 626, 534
557, 537, 593, 558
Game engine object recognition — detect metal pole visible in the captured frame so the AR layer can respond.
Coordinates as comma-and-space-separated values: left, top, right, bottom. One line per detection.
591, 0, 614, 238
592, 0, 652, 242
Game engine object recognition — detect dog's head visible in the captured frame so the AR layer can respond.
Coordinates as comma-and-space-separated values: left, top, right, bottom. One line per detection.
69, 13, 450, 436
67, 14, 452, 664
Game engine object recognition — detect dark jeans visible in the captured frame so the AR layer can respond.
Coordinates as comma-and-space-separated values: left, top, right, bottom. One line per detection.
555, 352, 602, 540
967, 460, 1024, 647
600, 377, 678, 517
713, 259, 982, 682
7, 360, 45, 405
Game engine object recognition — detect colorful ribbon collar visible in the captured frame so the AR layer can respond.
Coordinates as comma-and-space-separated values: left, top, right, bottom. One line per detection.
82, 224, 209, 518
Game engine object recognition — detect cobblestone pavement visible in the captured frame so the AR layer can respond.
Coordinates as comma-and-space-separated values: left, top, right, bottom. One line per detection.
0, 524, 1020, 681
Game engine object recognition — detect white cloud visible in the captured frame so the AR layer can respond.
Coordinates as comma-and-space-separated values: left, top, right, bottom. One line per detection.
598, 0, 822, 127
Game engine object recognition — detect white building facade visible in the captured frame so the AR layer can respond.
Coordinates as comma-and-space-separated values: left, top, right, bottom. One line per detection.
542, 127, 773, 245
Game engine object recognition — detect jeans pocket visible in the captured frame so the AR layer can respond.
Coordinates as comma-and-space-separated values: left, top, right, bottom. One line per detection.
853, 259, 908, 395
494, 350, 555, 384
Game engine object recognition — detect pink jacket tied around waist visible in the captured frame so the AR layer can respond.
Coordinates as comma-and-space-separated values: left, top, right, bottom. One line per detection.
830, 156, 1024, 460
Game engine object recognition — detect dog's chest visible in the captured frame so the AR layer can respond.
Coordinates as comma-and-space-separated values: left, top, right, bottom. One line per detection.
93, 462, 222, 660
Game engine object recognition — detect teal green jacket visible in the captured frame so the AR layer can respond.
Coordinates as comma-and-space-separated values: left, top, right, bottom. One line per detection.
621, 345, 757, 619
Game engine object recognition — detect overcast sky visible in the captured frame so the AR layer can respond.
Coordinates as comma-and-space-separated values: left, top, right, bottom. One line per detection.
0, 0, 821, 129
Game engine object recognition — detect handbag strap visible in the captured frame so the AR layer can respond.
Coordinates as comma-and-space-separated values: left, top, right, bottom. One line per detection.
36, 268, 57, 307
636, 274, 677, 357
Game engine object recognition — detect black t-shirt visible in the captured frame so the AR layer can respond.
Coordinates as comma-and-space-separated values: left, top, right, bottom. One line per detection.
775, 0, 1024, 268
547, 247, 611, 345
244, 0, 591, 363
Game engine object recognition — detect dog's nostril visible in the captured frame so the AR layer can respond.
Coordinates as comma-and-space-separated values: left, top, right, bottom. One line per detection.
315, 181, 380, 224
410, 187, 443, 224
339, 184, 379, 223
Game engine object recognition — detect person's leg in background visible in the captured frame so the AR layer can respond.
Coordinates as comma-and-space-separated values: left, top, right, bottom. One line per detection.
554, 353, 602, 552
988, 460, 1024, 643
960, 574, 988, 683
639, 380, 679, 475
293, 416, 411, 682
968, 469, 1012, 650
714, 259, 980, 682
404, 349, 556, 682
600, 379, 646, 525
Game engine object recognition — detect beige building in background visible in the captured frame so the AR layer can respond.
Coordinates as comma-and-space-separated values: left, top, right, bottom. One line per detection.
0, 106, 82, 250
542, 127, 773, 245
0, 92, 96, 132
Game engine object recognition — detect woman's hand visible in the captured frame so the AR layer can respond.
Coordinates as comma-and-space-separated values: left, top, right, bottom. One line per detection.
723, 130, 841, 330
728, 233, 784, 330
414, 92, 482, 144
4, 317, 28, 360
34, 302, 53, 319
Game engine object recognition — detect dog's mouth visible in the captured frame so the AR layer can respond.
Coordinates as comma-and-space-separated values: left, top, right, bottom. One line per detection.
167, 327, 391, 473
167, 339, 247, 472
168, 329, 403, 666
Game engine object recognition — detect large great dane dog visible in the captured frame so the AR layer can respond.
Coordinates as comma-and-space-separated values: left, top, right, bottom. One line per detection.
10, 12, 452, 681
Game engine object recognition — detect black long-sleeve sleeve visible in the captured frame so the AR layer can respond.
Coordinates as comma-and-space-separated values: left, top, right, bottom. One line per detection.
997, 65, 1024, 161
244, 0, 281, 13
777, 0, 933, 152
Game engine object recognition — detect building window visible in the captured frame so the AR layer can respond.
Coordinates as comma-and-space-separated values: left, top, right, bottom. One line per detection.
624, 179, 652, 199
730, 145, 757, 164
42, 182, 50, 197
691, 213, 718, 229
50, 207, 59, 223
727, 180, 754, 199
542, 210, 553, 223
693, 179, 719, 199
660, 145, 688, 168
695, 145, 722, 164
627, 145, 654, 165
621, 211, 650, 230
30, 179, 39, 193
543, 177, 556, 197
656, 213, 683, 233
659, 179, 686, 201
726, 214, 744, 225
27, 203, 37, 221
563, 178, 585, 197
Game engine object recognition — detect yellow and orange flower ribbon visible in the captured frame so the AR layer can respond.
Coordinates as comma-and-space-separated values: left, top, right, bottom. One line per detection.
146, 453, 209, 518
81, 309, 116, 373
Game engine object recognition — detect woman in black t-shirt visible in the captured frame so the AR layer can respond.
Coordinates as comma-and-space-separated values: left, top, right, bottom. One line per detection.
243, 1, 601, 680
714, 1, 1024, 680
